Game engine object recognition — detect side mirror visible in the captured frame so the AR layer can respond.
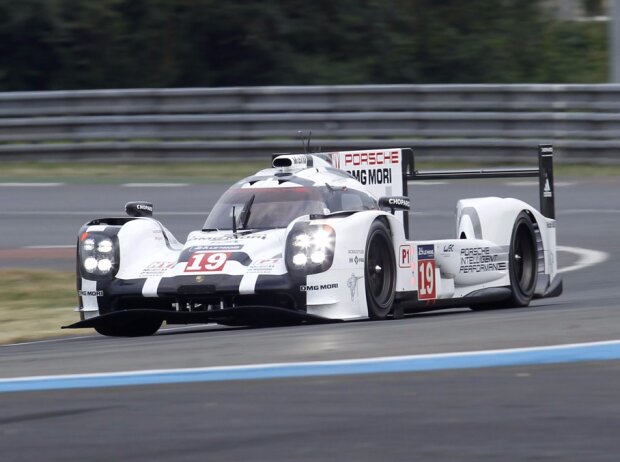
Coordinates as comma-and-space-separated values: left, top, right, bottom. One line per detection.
378, 196, 410, 215
125, 201, 153, 217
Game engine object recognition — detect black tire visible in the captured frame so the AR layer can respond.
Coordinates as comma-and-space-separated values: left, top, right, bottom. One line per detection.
506, 212, 538, 307
470, 211, 538, 311
94, 318, 162, 337
364, 220, 396, 320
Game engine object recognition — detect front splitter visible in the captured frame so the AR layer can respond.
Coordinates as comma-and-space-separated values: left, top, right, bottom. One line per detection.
63, 306, 340, 329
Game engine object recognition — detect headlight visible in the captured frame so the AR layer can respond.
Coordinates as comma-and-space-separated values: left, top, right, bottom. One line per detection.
310, 250, 326, 264
97, 240, 113, 253
97, 258, 113, 273
79, 232, 119, 278
83, 257, 98, 273
292, 253, 308, 266
286, 224, 335, 275
293, 233, 312, 249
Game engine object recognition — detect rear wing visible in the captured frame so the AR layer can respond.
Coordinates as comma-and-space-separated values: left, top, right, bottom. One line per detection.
401, 144, 556, 239
404, 144, 555, 218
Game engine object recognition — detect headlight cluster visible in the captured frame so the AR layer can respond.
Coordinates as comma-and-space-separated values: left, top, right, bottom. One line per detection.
286, 223, 335, 275
79, 233, 118, 277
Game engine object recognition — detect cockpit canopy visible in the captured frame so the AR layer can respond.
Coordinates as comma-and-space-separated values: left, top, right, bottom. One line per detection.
203, 186, 377, 231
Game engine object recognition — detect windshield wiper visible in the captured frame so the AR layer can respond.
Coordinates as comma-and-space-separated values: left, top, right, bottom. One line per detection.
238, 194, 255, 230
232, 194, 256, 235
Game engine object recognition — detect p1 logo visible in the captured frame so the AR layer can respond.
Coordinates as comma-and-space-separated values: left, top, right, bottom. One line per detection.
417, 244, 436, 300
399, 245, 412, 268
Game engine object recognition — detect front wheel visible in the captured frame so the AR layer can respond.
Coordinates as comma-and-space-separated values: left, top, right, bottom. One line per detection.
94, 318, 162, 337
364, 220, 396, 320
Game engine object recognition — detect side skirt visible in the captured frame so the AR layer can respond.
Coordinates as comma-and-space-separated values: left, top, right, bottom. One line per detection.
396, 287, 513, 313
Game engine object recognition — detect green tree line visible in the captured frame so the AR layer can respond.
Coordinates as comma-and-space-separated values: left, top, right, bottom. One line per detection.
0, 0, 608, 91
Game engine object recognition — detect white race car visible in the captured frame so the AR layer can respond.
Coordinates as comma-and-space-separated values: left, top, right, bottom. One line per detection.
66, 145, 562, 336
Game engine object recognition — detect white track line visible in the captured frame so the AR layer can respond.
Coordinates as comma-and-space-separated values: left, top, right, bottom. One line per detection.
3, 211, 208, 216
560, 209, 620, 215
557, 245, 609, 274
0, 183, 64, 187
2, 339, 620, 390
25, 245, 74, 249
123, 183, 188, 187
506, 181, 575, 187
1, 335, 94, 347
407, 181, 447, 185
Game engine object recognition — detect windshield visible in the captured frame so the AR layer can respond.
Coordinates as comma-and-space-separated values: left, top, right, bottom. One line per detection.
203, 186, 377, 230
204, 187, 327, 230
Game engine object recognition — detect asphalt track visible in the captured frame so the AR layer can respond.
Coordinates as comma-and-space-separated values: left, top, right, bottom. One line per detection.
1, 176, 620, 460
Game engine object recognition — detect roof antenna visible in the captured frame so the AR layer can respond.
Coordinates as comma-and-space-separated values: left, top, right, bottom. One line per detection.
298, 130, 312, 153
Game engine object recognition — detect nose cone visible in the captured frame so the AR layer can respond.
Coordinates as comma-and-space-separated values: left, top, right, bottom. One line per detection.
180, 229, 286, 271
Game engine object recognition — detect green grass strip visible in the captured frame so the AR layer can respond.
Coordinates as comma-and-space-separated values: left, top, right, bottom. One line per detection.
0, 270, 77, 344
0, 160, 619, 184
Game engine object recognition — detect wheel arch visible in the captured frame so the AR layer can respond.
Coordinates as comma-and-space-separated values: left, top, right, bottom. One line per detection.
456, 197, 537, 246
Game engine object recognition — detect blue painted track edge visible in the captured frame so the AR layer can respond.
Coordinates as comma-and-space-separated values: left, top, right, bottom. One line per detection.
2, 340, 620, 393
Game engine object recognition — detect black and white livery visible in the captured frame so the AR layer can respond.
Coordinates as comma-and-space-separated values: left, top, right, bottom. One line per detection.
66, 145, 562, 336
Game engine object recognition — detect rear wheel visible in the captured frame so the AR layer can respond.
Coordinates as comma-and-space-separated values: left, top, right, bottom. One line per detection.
94, 318, 162, 337
470, 212, 538, 311
365, 220, 396, 320
506, 212, 538, 307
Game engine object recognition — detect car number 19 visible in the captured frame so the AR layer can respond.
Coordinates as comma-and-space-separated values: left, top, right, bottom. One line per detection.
186, 252, 229, 272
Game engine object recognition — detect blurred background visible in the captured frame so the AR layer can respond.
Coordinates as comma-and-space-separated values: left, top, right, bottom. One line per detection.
0, 0, 618, 165
0, 0, 611, 90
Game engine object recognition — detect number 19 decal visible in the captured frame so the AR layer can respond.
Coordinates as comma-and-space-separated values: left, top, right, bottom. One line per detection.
417, 244, 436, 300
186, 252, 229, 272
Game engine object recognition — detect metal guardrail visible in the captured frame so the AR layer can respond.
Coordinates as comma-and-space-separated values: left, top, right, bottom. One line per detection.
1, 84, 620, 162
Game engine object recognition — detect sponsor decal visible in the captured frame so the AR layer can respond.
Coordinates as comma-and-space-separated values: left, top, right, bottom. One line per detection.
547, 222, 556, 229
187, 234, 266, 242
137, 204, 153, 212
417, 244, 435, 260
79, 290, 103, 297
152, 230, 164, 241
197, 244, 243, 251
346, 274, 363, 301
287, 155, 307, 165
417, 244, 436, 300
459, 247, 507, 273
346, 168, 392, 186
185, 252, 230, 272
140, 261, 176, 277
300, 283, 339, 292
247, 258, 280, 274
343, 151, 400, 166
388, 197, 410, 208
543, 178, 553, 198
347, 249, 365, 265
399, 245, 412, 268
443, 244, 454, 253
540, 146, 553, 154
